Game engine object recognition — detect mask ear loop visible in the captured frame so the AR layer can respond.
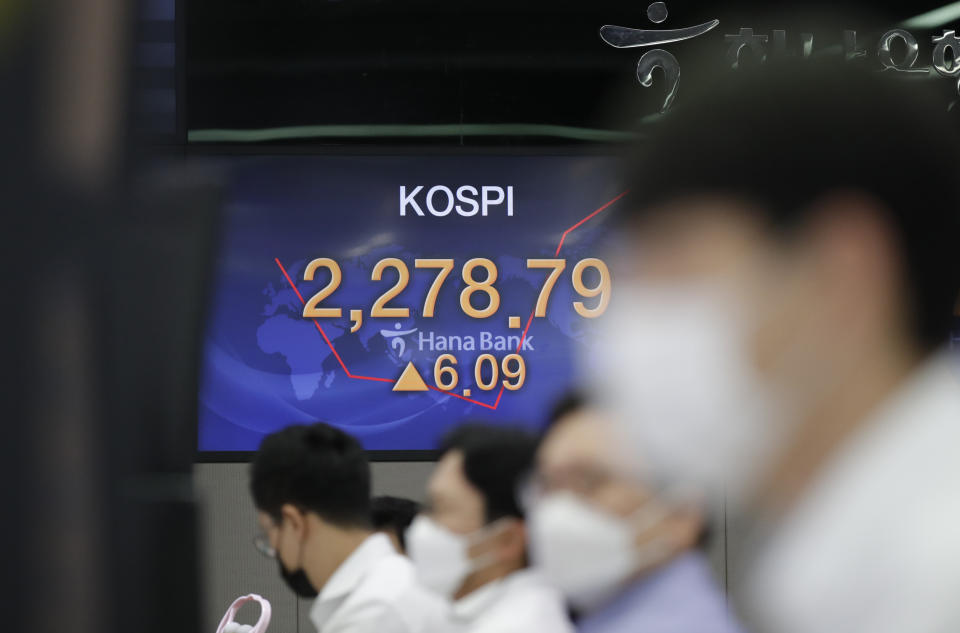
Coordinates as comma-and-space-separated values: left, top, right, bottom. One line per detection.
215, 594, 273, 633
283, 509, 310, 576
628, 484, 706, 570
464, 517, 516, 571
630, 500, 670, 534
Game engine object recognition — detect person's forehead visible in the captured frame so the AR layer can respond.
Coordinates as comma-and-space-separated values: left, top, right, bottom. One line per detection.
539, 411, 611, 470
429, 450, 471, 495
428, 449, 487, 521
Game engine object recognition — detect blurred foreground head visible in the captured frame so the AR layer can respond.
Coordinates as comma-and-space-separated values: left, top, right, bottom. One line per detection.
595, 60, 960, 506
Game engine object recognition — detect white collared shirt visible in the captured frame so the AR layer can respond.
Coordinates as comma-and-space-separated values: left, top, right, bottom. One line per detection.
309, 533, 447, 633
747, 350, 960, 633
446, 569, 574, 633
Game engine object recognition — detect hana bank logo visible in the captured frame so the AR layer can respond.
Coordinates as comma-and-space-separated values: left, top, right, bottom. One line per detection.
601, 2, 960, 112
381, 322, 419, 359
600, 1, 718, 112
379, 321, 537, 358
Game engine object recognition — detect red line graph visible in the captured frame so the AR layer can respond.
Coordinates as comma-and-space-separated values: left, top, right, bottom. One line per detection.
274, 189, 628, 411
553, 190, 629, 257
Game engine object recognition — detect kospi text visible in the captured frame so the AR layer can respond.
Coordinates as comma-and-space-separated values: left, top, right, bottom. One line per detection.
400, 185, 514, 217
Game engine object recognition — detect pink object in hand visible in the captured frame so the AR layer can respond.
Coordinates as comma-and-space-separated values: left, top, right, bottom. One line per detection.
215, 594, 272, 633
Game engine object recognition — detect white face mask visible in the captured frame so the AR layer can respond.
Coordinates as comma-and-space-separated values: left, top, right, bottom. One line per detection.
586, 283, 786, 504
406, 515, 498, 599
528, 491, 671, 611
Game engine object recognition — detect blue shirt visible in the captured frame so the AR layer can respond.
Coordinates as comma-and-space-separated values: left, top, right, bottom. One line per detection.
577, 552, 744, 633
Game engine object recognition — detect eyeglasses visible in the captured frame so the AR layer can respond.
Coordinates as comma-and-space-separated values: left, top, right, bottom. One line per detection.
519, 463, 660, 512
253, 534, 276, 559
519, 466, 616, 509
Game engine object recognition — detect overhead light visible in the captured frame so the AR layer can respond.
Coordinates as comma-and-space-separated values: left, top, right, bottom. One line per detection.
901, 2, 960, 29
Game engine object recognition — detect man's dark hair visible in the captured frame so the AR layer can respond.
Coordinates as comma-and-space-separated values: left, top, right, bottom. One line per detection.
544, 391, 589, 437
622, 60, 960, 351
438, 424, 538, 522
250, 422, 371, 528
548, 391, 586, 424
370, 496, 421, 551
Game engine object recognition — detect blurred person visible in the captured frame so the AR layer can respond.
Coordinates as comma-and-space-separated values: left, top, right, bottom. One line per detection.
251, 422, 444, 633
372, 495, 421, 553
2, 1, 213, 632
595, 60, 960, 633
528, 394, 743, 633
407, 425, 574, 633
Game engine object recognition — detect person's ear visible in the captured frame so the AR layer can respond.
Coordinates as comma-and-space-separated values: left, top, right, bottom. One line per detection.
280, 503, 307, 539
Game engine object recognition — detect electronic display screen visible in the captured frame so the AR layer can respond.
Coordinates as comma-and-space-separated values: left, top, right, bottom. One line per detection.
198, 155, 626, 453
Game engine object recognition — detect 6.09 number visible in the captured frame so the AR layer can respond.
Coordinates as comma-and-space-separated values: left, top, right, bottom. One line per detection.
434, 353, 526, 391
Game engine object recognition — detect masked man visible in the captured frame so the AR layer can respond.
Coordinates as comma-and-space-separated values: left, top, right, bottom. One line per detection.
407, 424, 574, 633
595, 60, 960, 633
528, 396, 744, 633
250, 422, 444, 633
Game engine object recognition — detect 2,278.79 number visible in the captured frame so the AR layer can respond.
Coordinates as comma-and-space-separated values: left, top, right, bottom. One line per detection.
301, 257, 610, 320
